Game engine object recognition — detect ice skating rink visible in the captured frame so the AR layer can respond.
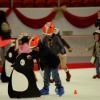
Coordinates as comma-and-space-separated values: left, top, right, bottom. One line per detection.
0, 68, 100, 100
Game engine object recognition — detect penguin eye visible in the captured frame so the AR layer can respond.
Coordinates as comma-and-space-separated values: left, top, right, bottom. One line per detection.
8, 52, 12, 58
20, 59, 25, 66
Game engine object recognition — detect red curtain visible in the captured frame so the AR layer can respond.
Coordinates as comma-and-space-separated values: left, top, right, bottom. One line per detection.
63, 11, 98, 28
5, 8, 99, 28
13, 8, 56, 28
5, 7, 12, 17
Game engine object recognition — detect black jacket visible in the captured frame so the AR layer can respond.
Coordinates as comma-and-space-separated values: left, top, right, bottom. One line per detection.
29, 43, 60, 69
95, 19, 100, 30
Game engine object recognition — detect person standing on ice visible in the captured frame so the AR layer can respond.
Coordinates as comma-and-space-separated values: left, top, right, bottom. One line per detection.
42, 22, 71, 82
86, 30, 100, 78
27, 35, 64, 96
53, 28, 72, 82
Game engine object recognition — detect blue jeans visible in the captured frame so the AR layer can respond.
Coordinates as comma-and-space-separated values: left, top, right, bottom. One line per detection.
94, 57, 100, 74
44, 65, 61, 86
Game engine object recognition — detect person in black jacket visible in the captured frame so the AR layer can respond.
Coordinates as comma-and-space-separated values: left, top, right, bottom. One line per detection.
0, 10, 12, 66
95, 11, 100, 30
27, 35, 64, 96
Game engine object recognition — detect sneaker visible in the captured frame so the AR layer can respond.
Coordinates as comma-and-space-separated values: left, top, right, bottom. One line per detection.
97, 74, 100, 78
56, 87, 64, 96
40, 86, 49, 95
93, 74, 100, 79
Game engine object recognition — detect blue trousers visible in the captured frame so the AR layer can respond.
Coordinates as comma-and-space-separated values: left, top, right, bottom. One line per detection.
43, 65, 61, 86
94, 57, 100, 74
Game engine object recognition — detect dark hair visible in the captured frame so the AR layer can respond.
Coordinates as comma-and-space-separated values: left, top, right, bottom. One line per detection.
93, 32, 100, 41
21, 36, 29, 44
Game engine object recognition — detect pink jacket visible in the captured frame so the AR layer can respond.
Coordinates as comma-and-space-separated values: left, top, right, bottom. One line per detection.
18, 43, 32, 54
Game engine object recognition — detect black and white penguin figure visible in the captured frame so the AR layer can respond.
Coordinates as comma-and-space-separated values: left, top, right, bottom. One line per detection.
1, 46, 18, 82
8, 53, 41, 98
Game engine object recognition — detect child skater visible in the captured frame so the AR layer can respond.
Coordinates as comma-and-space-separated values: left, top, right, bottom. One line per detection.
42, 22, 71, 82
14, 33, 37, 80
14, 33, 32, 54
53, 28, 73, 82
27, 35, 64, 96
86, 30, 100, 78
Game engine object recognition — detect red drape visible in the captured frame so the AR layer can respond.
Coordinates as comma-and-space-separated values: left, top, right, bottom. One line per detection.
5, 7, 12, 17
63, 11, 98, 28
13, 8, 57, 28
5, 8, 99, 28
